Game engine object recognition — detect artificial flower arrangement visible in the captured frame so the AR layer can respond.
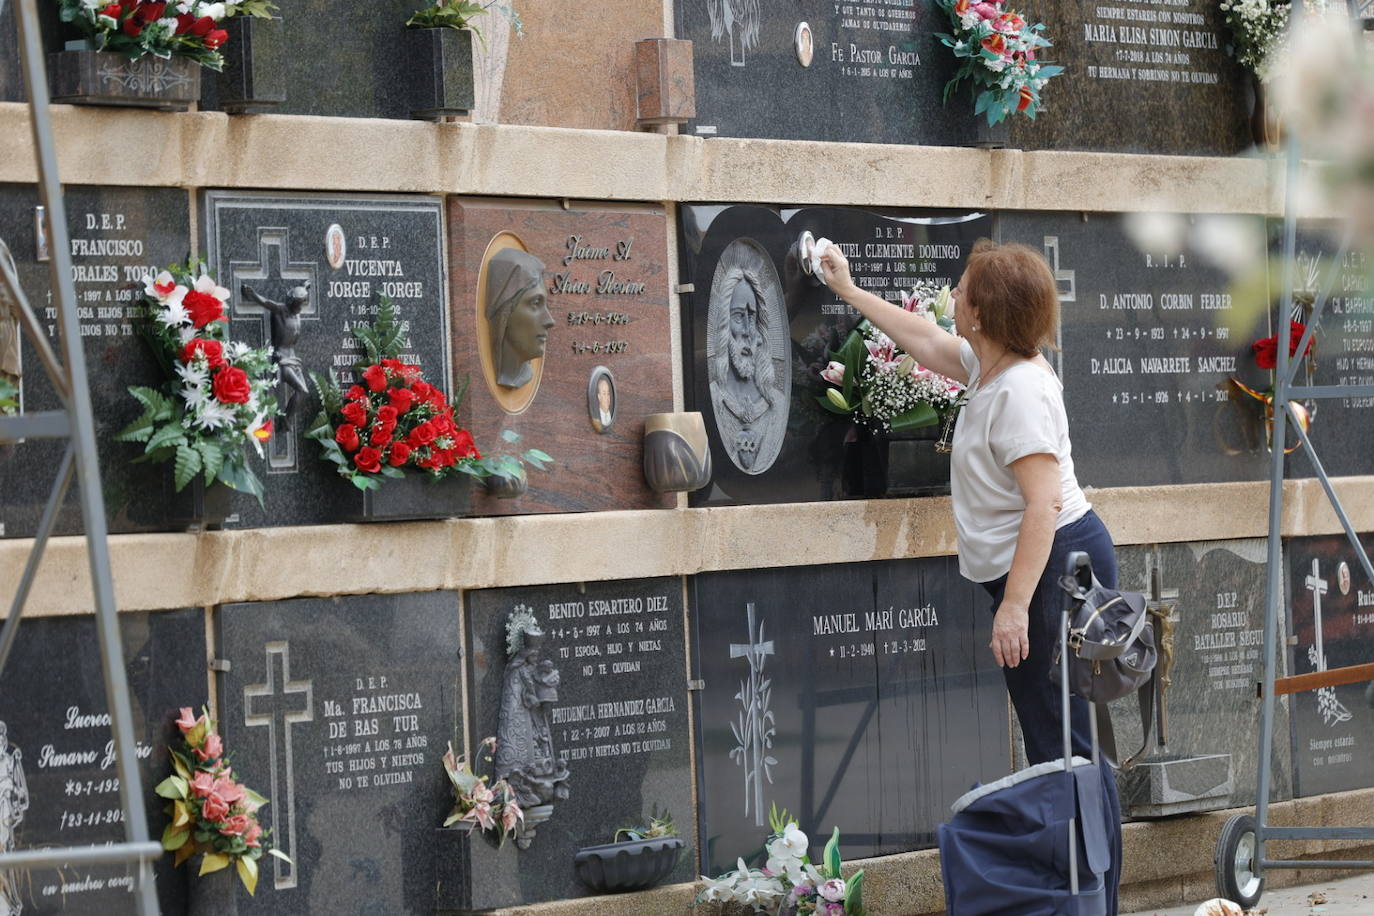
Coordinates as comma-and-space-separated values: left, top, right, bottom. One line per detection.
116, 260, 277, 502
56, 0, 277, 70
1230, 320, 1315, 453
405, 0, 522, 37
306, 298, 551, 492
694, 805, 865, 916
0, 378, 16, 416
441, 738, 523, 845
934, 0, 1063, 124
1220, 0, 1330, 80
817, 282, 964, 433
156, 706, 287, 894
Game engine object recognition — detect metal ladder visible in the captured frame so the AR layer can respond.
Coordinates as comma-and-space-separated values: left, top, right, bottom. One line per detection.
1215, 1, 1374, 906
0, 0, 162, 911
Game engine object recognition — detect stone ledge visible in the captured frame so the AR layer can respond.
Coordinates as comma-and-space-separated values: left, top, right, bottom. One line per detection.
1, 477, 1370, 618
490, 788, 1374, 916
0, 103, 1338, 217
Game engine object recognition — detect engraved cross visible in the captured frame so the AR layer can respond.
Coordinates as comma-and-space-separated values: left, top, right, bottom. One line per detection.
244, 641, 314, 890
1306, 558, 1329, 673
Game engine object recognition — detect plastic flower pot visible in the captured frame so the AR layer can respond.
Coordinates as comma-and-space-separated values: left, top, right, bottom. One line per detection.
572, 836, 684, 894
483, 468, 528, 500
843, 423, 951, 499
187, 854, 239, 916
50, 44, 201, 111
213, 16, 286, 114
405, 26, 475, 120
972, 116, 1010, 149
169, 478, 233, 532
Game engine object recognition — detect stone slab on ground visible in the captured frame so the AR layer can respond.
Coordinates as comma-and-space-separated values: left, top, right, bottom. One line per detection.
1124, 870, 1374, 916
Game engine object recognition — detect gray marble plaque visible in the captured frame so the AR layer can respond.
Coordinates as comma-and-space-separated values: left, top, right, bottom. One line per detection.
216, 592, 461, 914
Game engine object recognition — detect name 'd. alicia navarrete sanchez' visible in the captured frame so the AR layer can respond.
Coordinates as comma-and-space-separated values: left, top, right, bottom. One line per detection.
812, 605, 940, 637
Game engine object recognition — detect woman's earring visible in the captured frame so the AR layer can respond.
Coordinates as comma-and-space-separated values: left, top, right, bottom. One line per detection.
971, 325, 979, 333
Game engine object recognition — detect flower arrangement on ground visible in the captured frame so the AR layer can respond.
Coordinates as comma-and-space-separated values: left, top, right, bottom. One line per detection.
694, 805, 865, 916
117, 260, 277, 501
442, 738, 523, 845
614, 805, 677, 842
817, 282, 964, 433
307, 298, 550, 492
405, 0, 522, 38
56, 1, 275, 70
156, 706, 287, 894
934, 0, 1063, 124
1220, 0, 1330, 80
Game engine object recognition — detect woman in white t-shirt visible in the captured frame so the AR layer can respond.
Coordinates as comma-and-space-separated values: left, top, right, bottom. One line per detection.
821, 239, 1122, 913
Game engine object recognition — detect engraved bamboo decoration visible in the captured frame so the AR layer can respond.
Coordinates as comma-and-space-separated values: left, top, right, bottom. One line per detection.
728, 603, 776, 826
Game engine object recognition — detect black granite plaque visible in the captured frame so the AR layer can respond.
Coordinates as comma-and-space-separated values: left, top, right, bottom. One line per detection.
196, 0, 422, 119
692, 558, 1009, 873
999, 210, 1272, 488
215, 592, 460, 914
460, 577, 693, 909
1287, 533, 1374, 797
201, 190, 452, 528
1278, 221, 1374, 481
0, 608, 206, 914
678, 0, 974, 145
1109, 540, 1292, 816
680, 203, 991, 506
1009, 1, 1251, 156
0, 184, 192, 539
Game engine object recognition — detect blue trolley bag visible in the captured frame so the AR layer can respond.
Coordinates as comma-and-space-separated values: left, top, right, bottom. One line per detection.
937, 552, 1115, 915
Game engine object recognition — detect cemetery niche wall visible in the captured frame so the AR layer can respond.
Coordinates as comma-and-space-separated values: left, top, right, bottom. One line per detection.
678, 0, 974, 146
691, 558, 1009, 873
0, 184, 193, 540
448, 197, 674, 515
679, 203, 990, 507
1108, 540, 1292, 818
1287, 533, 1374, 798
1009, 1, 1250, 156
202, 189, 455, 527
0, 609, 207, 915
457, 578, 693, 911
999, 211, 1272, 489
215, 592, 460, 914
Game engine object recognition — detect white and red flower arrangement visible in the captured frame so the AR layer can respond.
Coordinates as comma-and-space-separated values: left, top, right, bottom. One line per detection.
695, 806, 866, 916
441, 738, 523, 846
156, 706, 287, 894
1230, 320, 1315, 454
117, 260, 277, 501
56, 1, 276, 70
308, 298, 498, 490
935, 0, 1063, 124
817, 282, 965, 433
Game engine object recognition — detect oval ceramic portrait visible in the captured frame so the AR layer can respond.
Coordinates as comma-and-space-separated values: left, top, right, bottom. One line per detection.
1338, 561, 1351, 596
587, 365, 616, 434
795, 22, 814, 68
476, 232, 550, 415
325, 223, 347, 271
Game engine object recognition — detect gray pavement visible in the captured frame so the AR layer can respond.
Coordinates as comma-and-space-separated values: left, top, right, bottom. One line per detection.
1124, 871, 1374, 915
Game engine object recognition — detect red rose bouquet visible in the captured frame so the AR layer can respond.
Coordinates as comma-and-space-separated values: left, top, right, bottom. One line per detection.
117, 260, 278, 501
55, 1, 276, 70
307, 298, 493, 490
935, 0, 1063, 124
156, 706, 287, 894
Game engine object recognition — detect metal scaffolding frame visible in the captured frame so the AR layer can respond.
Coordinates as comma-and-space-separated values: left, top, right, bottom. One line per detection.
1215, 3, 1374, 906
0, 0, 161, 911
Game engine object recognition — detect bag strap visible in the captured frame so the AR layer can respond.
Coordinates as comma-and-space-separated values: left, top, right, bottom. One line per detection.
1071, 593, 1150, 662
1096, 667, 1159, 770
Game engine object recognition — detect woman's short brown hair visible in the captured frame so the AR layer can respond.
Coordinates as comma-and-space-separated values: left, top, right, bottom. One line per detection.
963, 239, 1059, 357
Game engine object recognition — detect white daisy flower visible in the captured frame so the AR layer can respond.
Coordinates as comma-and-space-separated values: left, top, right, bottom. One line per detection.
156, 299, 192, 329
175, 361, 209, 387
181, 384, 209, 413
226, 341, 252, 361
194, 401, 236, 431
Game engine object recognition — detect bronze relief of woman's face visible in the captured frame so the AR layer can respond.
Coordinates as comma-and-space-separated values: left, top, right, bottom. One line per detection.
506, 286, 554, 363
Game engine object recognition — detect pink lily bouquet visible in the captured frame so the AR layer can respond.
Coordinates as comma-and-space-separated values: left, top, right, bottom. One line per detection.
117, 260, 278, 503
156, 706, 286, 894
694, 806, 865, 916
817, 282, 964, 433
935, 0, 1063, 124
441, 738, 523, 845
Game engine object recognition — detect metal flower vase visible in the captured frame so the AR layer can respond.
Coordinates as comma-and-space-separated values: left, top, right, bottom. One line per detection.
573, 836, 685, 894
187, 858, 238, 916
642, 412, 712, 494
50, 44, 201, 111
405, 27, 476, 119
213, 16, 287, 114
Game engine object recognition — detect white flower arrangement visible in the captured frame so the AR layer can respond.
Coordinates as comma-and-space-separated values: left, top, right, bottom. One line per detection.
1220, 0, 1331, 81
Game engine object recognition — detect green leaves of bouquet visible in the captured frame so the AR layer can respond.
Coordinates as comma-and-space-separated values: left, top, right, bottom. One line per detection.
405, 0, 523, 38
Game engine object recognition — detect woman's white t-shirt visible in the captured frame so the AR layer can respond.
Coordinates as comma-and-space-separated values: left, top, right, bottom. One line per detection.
950, 339, 1090, 583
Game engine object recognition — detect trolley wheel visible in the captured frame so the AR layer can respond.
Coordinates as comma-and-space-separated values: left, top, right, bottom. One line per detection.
1215, 813, 1265, 909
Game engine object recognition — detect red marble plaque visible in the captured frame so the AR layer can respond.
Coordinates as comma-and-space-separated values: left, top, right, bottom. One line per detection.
448, 197, 674, 515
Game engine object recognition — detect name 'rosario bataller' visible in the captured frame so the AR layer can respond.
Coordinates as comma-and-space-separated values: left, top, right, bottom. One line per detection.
812, 605, 940, 636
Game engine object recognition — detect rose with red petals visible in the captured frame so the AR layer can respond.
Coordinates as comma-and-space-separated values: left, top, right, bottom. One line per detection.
353, 447, 382, 474
335, 423, 360, 452
211, 366, 251, 404
363, 364, 388, 392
